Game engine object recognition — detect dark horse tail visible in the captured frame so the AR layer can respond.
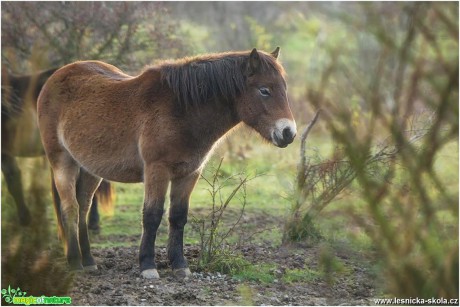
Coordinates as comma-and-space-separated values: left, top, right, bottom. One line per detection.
51, 177, 114, 240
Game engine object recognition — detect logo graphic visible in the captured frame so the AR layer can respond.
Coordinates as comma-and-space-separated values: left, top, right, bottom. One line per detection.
1, 286, 71, 305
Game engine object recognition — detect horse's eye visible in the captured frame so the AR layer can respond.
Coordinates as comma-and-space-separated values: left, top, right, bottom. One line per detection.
259, 87, 271, 97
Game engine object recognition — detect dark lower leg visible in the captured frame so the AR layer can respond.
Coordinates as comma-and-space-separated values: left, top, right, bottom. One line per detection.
167, 173, 199, 272
79, 219, 96, 267
168, 202, 189, 269
88, 197, 100, 231
76, 171, 101, 268
139, 200, 164, 272
62, 214, 83, 270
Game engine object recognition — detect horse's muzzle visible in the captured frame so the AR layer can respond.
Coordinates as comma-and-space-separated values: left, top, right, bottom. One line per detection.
271, 119, 297, 148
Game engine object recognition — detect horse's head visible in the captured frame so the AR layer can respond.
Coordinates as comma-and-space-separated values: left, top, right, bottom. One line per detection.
236, 48, 296, 148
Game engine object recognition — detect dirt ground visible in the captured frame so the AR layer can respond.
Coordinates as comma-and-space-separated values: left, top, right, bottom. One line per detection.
68, 243, 376, 306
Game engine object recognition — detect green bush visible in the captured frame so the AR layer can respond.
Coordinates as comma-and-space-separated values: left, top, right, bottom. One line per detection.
191, 158, 258, 275
305, 2, 458, 298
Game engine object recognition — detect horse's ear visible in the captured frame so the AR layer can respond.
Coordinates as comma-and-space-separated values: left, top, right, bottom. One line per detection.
271, 47, 280, 59
249, 48, 260, 73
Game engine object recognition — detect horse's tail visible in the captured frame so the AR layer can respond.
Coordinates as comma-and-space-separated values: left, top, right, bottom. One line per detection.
51, 176, 65, 241
95, 180, 114, 215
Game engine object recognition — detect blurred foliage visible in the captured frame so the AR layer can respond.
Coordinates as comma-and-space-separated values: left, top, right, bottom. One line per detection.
302, 2, 458, 299
318, 245, 348, 286
245, 17, 273, 52
1, 159, 71, 296
1, 2, 188, 73
285, 109, 434, 244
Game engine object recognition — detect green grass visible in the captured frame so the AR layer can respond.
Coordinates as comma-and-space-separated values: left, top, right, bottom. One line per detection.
194, 249, 251, 275
2, 129, 458, 285
233, 263, 277, 284
282, 268, 322, 283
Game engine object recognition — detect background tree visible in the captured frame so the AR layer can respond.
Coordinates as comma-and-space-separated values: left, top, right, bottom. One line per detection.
1, 2, 187, 73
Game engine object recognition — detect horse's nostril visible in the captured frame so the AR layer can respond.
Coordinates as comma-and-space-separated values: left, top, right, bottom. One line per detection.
283, 127, 294, 141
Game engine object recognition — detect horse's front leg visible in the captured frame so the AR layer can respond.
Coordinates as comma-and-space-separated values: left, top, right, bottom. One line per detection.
168, 171, 200, 279
139, 164, 170, 279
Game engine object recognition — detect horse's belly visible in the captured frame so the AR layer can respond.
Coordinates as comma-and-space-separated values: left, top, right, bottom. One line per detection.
81, 156, 144, 183
76, 157, 144, 183
60, 130, 144, 183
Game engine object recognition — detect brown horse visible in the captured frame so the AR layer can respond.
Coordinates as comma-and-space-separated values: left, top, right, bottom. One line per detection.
37, 48, 296, 279
1, 67, 112, 229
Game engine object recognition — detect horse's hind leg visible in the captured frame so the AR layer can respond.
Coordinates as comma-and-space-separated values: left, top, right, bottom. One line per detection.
1, 154, 31, 226
76, 168, 102, 270
88, 197, 100, 232
168, 172, 200, 279
51, 154, 82, 270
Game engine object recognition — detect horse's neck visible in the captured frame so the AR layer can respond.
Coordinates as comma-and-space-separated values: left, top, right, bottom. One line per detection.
186, 100, 239, 146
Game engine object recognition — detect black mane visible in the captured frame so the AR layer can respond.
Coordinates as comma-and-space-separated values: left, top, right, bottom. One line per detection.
158, 50, 282, 110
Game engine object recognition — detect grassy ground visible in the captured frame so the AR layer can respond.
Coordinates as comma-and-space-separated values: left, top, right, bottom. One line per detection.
1, 126, 458, 298
2, 125, 457, 250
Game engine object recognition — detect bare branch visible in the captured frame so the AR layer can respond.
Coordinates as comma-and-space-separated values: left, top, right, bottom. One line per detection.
299, 110, 321, 164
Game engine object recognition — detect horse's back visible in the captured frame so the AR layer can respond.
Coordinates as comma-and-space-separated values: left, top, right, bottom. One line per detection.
52, 61, 131, 80
38, 61, 135, 118
42, 61, 130, 93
